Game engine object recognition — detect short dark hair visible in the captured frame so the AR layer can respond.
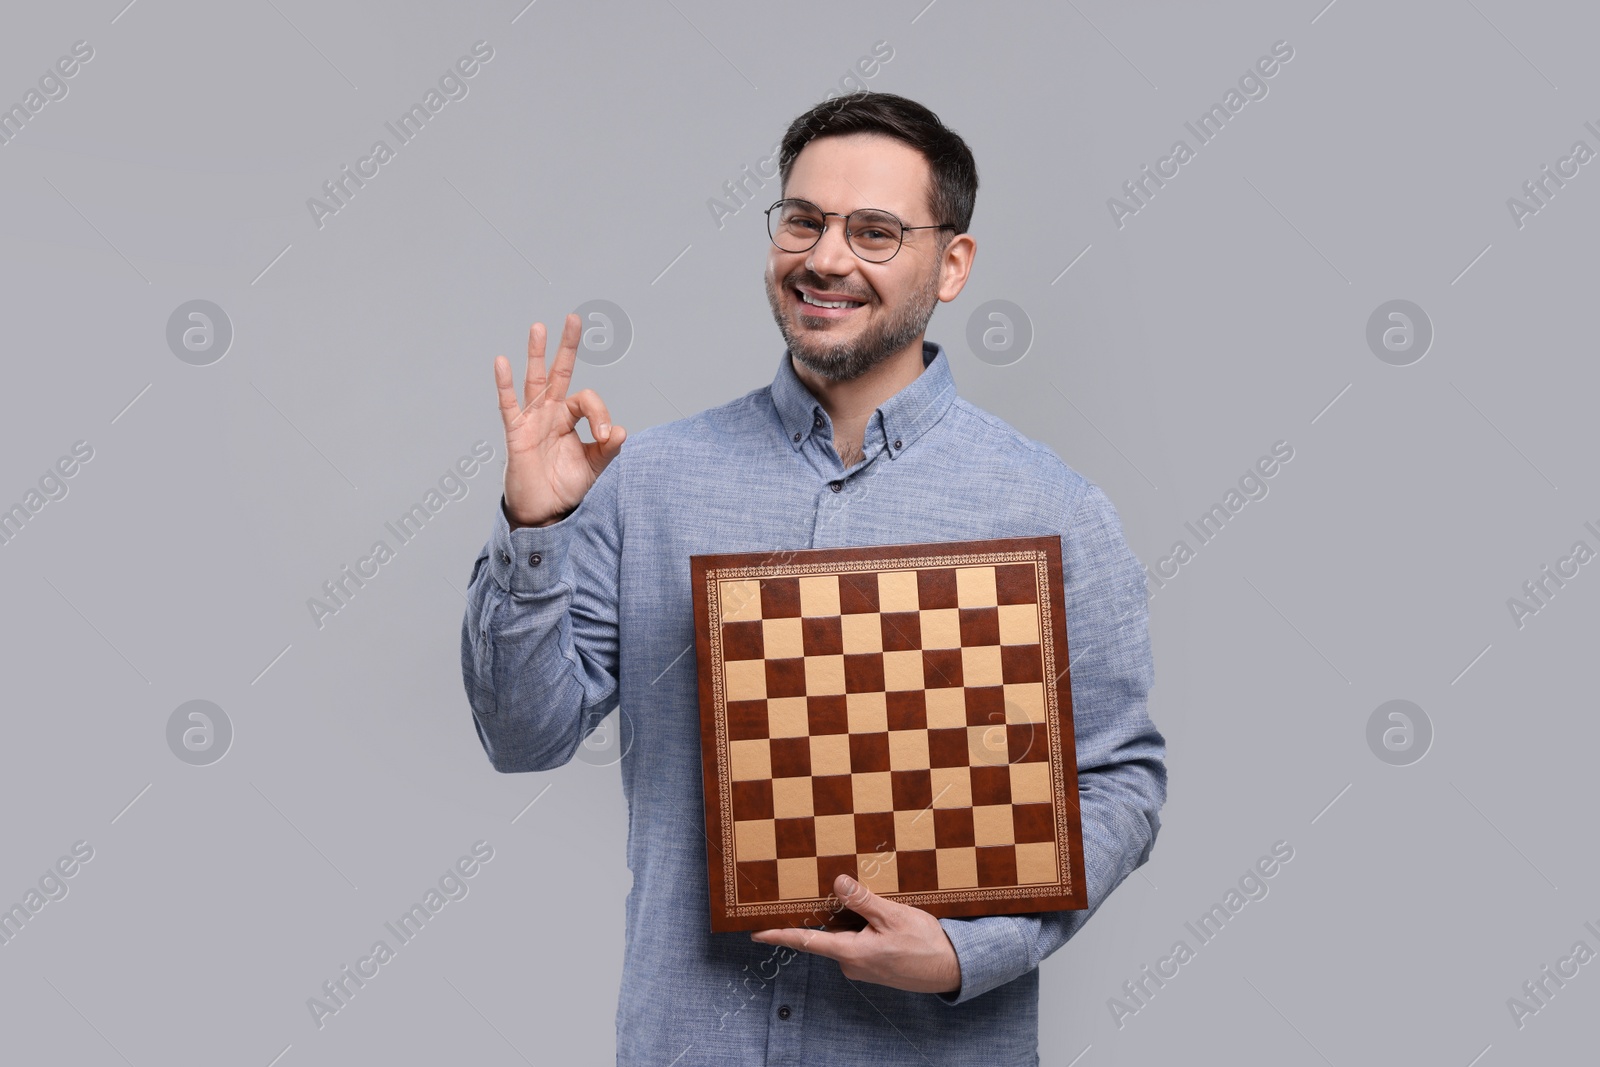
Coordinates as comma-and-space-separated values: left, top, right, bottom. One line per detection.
777, 91, 978, 240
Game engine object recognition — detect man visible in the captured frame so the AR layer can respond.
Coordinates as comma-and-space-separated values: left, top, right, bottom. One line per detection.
460, 91, 1166, 1065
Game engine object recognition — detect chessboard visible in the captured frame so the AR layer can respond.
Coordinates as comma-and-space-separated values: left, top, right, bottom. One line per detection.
691, 535, 1086, 933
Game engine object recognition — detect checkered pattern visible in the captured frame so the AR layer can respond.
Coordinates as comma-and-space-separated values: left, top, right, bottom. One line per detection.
714, 562, 1060, 905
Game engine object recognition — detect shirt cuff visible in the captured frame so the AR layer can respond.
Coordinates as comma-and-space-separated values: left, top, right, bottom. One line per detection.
488, 494, 576, 598
934, 914, 1034, 1005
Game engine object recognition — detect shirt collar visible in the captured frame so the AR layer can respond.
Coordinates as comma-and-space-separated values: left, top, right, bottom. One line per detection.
770, 340, 956, 460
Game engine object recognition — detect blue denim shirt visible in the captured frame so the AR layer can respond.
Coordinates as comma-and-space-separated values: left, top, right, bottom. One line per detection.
460, 341, 1165, 1066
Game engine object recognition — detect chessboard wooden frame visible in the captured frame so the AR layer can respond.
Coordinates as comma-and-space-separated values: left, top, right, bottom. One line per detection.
691, 535, 1087, 933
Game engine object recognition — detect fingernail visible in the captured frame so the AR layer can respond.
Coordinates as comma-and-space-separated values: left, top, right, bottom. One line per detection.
598, 423, 611, 439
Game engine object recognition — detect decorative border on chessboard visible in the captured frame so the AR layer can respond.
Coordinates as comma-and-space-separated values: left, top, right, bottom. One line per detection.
701, 547, 1077, 919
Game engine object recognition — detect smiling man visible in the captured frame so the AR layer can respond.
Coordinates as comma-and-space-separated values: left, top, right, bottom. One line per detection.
461, 91, 1166, 1066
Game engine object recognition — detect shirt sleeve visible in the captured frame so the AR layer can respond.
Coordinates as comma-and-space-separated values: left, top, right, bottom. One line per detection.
458, 451, 625, 772
936, 479, 1166, 1005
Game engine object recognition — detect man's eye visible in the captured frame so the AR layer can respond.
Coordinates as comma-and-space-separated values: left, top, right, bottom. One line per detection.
791, 217, 822, 231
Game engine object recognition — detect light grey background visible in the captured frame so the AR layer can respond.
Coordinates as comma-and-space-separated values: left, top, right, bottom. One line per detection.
2, 1, 1595, 1064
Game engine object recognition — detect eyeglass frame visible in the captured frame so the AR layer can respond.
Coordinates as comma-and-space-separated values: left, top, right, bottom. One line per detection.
763, 197, 958, 263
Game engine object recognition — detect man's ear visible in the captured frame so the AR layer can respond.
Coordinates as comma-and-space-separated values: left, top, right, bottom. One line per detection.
936, 233, 976, 303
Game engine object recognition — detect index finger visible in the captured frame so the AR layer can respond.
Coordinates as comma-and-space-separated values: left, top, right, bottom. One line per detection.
749, 925, 851, 961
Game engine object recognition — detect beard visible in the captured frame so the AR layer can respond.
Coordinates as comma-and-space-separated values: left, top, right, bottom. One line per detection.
765, 263, 941, 382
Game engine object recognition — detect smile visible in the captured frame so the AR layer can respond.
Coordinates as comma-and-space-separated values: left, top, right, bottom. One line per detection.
795, 287, 866, 316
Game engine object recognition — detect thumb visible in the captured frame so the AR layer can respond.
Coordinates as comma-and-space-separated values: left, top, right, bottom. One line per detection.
833, 873, 892, 925
587, 423, 625, 468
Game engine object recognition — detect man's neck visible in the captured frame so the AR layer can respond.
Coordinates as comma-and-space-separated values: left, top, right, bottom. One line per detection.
792, 338, 928, 467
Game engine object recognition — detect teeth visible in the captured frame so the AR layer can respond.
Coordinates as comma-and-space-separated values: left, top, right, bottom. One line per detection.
799, 290, 862, 309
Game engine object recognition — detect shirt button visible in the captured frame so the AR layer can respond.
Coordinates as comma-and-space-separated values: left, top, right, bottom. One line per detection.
792, 431, 801, 442
893, 438, 903, 450
813, 413, 823, 428
498, 551, 510, 565
777, 1004, 792, 1019
528, 552, 542, 566
829, 481, 842, 493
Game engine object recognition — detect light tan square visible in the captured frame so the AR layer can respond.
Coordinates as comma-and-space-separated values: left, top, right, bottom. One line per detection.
1004, 682, 1046, 724
887, 729, 931, 771
997, 603, 1040, 645
809, 732, 851, 776
729, 738, 771, 780
877, 570, 920, 613
761, 616, 804, 659
852, 771, 894, 812
720, 579, 764, 622
777, 856, 819, 900
882, 650, 924, 691
1010, 761, 1054, 804
840, 612, 883, 653
845, 692, 887, 733
968, 724, 1011, 767
814, 814, 857, 856
857, 851, 898, 894
804, 654, 845, 696
919, 608, 961, 649
772, 776, 814, 819
972, 804, 1016, 847
956, 566, 998, 608
925, 688, 967, 729
723, 659, 766, 702
936, 847, 978, 888
1015, 841, 1058, 884
735, 819, 776, 861
766, 697, 810, 738
929, 766, 972, 808
961, 644, 1003, 686
894, 807, 937, 851
799, 575, 841, 617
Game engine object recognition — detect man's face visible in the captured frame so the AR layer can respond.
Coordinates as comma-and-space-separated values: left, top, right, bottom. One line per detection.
764, 133, 953, 382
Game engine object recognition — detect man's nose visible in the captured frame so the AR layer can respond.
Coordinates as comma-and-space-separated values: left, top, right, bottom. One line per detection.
805, 217, 856, 277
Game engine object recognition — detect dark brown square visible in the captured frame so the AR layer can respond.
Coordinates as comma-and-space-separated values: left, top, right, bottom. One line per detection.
812, 774, 854, 815
963, 686, 1006, 728
770, 736, 812, 778
927, 728, 969, 769
806, 695, 848, 734
849, 732, 890, 774
1009, 722, 1047, 764
1000, 644, 1044, 684
838, 572, 879, 615
765, 658, 808, 699
917, 568, 958, 609
760, 576, 801, 618
775, 817, 818, 858
801, 616, 844, 656
731, 779, 773, 821
722, 620, 765, 660
1013, 803, 1056, 844
885, 690, 926, 731
995, 563, 1038, 605
922, 648, 963, 688
736, 859, 779, 902
817, 854, 858, 897
727, 700, 769, 741
933, 807, 975, 848
854, 811, 896, 854
897, 849, 940, 892
890, 768, 932, 810
970, 764, 1012, 805
880, 611, 921, 652
958, 607, 1000, 646
843, 652, 886, 693
976, 845, 1018, 887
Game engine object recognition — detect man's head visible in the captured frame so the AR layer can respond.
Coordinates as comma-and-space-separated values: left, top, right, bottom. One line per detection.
764, 92, 977, 382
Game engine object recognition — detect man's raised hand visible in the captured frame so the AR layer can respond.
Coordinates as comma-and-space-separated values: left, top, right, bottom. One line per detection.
495, 313, 625, 529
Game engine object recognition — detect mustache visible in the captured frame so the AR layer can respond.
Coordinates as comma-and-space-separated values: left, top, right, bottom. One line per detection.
787, 273, 872, 302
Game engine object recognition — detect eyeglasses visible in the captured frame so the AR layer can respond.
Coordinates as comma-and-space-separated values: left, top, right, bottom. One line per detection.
764, 197, 957, 263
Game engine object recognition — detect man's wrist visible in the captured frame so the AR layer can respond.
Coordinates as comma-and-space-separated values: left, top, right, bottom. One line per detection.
502, 494, 572, 530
